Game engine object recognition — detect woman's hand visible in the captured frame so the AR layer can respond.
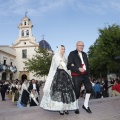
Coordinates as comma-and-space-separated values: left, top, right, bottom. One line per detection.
79, 67, 85, 72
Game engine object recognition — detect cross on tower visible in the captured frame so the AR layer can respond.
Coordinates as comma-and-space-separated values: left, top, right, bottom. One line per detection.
25, 10, 28, 17
42, 34, 45, 40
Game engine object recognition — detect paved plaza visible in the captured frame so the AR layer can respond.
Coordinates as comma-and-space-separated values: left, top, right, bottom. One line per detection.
0, 90, 120, 120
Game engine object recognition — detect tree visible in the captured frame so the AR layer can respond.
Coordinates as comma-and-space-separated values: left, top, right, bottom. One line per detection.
24, 48, 53, 78
88, 24, 120, 78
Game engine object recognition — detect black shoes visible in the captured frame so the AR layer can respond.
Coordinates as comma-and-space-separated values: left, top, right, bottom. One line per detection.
75, 109, 80, 114
59, 111, 64, 115
59, 111, 69, 115
64, 111, 69, 115
82, 105, 92, 113
59, 106, 92, 115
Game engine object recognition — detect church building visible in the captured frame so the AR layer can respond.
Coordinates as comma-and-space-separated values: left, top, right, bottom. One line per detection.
0, 15, 52, 81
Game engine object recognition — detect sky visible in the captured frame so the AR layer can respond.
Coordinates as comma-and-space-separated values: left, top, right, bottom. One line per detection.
0, 0, 120, 55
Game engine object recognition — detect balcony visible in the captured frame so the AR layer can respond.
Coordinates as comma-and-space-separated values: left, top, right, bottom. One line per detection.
0, 64, 17, 73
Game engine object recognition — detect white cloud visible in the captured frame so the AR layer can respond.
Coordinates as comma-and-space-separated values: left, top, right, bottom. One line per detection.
75, 0, 120, 15
0, 0, 70, 16
0, 0, 79, 16
0, 0, 120, 17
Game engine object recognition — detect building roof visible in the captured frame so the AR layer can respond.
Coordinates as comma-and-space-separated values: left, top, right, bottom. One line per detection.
39, 40, 52, 51
0, 46, 16, 57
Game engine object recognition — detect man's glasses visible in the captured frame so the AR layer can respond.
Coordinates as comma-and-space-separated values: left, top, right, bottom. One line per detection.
77, 45, 84, 47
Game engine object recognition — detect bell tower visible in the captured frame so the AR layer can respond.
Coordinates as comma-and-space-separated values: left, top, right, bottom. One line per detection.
14, 13, 36, 44
19, 17, 33, 37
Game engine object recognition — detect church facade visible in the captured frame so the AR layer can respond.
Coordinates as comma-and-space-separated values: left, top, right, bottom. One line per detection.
0, 16, 52, 81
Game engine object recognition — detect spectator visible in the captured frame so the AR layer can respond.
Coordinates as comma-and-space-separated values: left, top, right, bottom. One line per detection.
91, 79, 95, 87
110, 78, 115, 84
94, 81, 102, 99
1, 81, 8, 101
90, 79, 95, 99
112, 79, 120, 97
102, 78, 109, 98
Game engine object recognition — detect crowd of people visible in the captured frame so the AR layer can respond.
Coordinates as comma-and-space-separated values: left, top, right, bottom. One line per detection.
0, 79, 42, 107
80, 78, 120, 99
0, 77, 119, 108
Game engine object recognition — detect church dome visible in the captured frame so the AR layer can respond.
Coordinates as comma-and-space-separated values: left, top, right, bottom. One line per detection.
39, 40, 52, 51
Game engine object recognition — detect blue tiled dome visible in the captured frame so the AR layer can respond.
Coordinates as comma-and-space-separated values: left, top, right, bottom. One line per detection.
39, 40, 52, 51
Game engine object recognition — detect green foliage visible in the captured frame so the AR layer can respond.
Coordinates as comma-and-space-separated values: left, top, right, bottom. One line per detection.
88, 24, 120, 78
24, 48, 52, 77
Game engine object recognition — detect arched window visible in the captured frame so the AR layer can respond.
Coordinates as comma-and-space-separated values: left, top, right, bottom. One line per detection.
24, 21, 26, 25
26, 30, 29, 36
2, 72, 7, 80
22, 30, 24, 36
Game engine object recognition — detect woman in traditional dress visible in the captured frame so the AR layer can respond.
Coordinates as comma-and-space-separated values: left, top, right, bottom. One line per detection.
30, 89, 39, 106
11, 82, 17, 102
40, 45, 78, 115
15, 81, 21, 102
17, 80, 29, 107
8, 82, 12, 99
